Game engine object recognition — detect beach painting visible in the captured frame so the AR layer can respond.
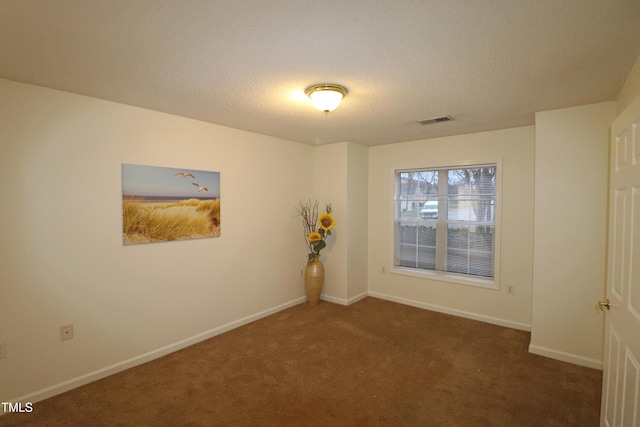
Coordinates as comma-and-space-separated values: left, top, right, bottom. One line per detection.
122, 163, 221, 245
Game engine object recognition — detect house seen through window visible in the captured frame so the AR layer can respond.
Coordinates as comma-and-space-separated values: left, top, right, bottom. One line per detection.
394, 164, 497, 281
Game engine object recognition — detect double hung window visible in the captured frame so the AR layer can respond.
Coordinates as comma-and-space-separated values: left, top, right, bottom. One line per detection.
394, 164, 497, 282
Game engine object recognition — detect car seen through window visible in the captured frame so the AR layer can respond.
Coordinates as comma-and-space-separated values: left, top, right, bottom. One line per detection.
419, 201, 438, 219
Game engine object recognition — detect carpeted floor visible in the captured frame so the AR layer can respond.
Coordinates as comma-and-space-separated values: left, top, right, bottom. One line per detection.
0, 297, 602, 426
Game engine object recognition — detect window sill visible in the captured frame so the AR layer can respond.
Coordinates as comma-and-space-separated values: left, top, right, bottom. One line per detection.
390, 266, 499, 290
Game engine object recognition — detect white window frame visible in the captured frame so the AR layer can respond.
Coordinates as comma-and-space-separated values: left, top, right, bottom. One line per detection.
391, 160, 502, 290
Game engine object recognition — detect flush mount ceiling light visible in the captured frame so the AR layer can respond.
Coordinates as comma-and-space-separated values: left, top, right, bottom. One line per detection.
305, 84, 348, 113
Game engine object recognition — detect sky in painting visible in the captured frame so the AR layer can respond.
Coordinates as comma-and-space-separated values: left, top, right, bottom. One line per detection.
122, 164, 220, 199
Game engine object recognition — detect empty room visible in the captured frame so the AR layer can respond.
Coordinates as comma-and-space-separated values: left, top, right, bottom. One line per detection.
1, 1, 640, 426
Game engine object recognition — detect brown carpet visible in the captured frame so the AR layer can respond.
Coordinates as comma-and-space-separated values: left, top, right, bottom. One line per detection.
0, 297, 601, 427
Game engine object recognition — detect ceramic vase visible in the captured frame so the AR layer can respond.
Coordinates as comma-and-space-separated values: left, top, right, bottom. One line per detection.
304, 254, 324, 305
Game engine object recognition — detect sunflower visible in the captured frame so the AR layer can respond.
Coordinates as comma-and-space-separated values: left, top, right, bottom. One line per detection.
307, 232, 322, 243
318, 213, 335, 231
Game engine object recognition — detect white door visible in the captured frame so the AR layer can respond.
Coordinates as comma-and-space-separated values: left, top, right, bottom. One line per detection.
601, 95, 640, 427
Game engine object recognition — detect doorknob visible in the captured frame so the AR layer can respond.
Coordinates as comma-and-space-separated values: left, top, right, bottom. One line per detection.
599, 299, 611, 311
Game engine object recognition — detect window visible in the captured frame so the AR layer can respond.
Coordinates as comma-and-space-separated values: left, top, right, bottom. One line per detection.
394, 164, 497, 283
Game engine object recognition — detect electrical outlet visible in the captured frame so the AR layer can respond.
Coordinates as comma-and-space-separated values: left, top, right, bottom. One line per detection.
0, 341, 6, 359
506, 285, 514, 295
381, 266, 386, 273
299, 268, 304, 278
60, 324, 74, 341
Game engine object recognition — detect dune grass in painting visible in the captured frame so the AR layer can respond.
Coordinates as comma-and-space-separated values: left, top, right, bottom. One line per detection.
123, 197, 221, 245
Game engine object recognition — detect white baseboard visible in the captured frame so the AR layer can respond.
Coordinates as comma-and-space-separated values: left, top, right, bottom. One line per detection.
368, 291, 531, 332
347, 291, 369, 305
318, 294, 347, 305
8, 296, 307, 406
9, 292, 599, 408
321, 291, 368, 306
528, 344, 603, 370
367, 292, 602, 370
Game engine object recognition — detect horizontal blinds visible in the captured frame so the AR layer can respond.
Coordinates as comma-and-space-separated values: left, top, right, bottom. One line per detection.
395, 165, 496, 278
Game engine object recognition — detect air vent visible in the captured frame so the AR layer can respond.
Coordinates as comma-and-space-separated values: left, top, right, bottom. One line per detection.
418, 115, 453, 125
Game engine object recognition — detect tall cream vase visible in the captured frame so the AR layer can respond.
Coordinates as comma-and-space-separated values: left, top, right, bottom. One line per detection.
304, 254, 324, 305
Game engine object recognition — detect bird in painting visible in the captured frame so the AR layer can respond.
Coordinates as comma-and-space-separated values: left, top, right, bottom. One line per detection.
192, 183, 208, 192
175, 172, 195, 178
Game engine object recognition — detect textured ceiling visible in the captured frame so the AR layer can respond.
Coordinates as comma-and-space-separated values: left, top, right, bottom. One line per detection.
1, 0, 640, 146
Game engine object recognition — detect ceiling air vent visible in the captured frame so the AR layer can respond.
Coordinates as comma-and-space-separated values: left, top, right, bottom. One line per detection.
418, 115, 453, 125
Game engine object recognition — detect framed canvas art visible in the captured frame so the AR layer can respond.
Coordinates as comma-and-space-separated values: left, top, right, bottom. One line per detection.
122, 164, 220, 245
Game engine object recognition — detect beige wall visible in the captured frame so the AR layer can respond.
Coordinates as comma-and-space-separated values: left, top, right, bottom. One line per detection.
617, 54, 640, 114
367, 126, 535, 330
0, 79, 315, 402
346, 142, 369, 301
530, 101, 616, 369
312, 142, 369, 304
313, 143, 348, 302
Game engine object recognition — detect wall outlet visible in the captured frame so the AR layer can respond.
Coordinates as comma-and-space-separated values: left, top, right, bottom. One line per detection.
299, 268, 304, 278
0, 341, 6, 359
60, 324, 74, 341
381, 266, 386, 273
506, 285, 514, 295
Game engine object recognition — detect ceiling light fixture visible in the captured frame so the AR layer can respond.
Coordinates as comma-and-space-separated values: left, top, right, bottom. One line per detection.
305, 84, 348, 113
